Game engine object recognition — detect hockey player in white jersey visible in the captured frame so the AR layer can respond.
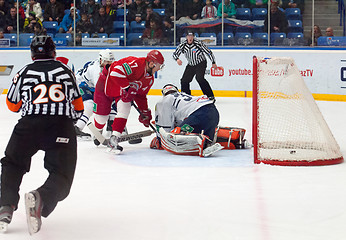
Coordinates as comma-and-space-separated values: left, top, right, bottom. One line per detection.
74, 49, 115, 138
152, 84, 223, 157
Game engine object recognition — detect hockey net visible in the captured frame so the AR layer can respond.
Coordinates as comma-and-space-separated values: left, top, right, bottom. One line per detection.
252, 56, 343, 166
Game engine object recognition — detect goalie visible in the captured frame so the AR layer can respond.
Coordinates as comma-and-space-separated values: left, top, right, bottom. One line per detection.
152, 84, 223, 157
151, 84, 251, 157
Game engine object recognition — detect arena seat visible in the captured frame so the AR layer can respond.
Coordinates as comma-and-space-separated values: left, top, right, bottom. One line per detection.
236, 8, 251, 20
252, 8, 267, 21
19, 33, 34, 46
4, 33, 17, 46
285, 8, 301, 20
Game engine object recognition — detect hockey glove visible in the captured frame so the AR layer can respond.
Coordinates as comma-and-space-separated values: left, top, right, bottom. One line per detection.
150, 137, 163, 150
79, 82, 95, 101
121, 84, 138, 103
138, 109, 152, 127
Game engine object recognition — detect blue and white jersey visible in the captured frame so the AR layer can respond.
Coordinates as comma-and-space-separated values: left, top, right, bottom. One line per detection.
155, 92, 213, 131
75, 59, 102, 88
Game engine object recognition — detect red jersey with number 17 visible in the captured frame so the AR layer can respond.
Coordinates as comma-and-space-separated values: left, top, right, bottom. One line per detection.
104, 56, 154, 108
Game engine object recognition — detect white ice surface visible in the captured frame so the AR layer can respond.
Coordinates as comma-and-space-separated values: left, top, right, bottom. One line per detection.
1, 95, 346, 240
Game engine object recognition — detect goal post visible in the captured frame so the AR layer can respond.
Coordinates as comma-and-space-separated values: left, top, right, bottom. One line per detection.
252, 56, 343, 166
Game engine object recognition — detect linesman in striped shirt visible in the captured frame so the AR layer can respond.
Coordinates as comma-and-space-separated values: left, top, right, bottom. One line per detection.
173, 30, 217, 100
0, 35, 84, 234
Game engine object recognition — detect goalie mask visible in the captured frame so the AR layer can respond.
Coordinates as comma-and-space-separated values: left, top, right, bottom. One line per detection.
99, 49, 115, 66
162, 84, 179, 96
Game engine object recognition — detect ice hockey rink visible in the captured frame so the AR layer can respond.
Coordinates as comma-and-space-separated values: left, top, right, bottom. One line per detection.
1, 94, 346, 240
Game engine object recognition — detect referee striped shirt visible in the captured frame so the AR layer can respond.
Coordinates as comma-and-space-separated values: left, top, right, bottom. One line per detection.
172, 38, 216, 66
6, 59, 84, 120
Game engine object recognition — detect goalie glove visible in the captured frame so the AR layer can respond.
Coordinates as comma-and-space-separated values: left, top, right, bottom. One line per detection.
150, 137, 163, 150
121, 83, 139, 103
138, 109, 152, 127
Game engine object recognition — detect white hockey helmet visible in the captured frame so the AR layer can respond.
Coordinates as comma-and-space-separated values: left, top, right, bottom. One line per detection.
162, 84, 179, 96
99, 49, 115, 65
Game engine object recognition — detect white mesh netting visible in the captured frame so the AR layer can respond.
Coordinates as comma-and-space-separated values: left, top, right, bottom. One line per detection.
255, 57, 343, 165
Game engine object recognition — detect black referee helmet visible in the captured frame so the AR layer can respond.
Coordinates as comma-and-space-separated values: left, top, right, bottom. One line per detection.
30, 35, 56, 60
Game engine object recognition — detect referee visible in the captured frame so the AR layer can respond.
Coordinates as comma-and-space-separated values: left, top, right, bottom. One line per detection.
173, 30, 217, 100
0, 35, 83, 234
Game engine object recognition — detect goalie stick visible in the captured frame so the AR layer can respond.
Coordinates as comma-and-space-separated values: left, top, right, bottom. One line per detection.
87, 122, 154, 145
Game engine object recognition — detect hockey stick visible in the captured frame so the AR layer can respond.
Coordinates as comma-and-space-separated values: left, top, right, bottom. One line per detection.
131, 102, 157, 132
0, 88, 3, 94
87, 122, 153, 145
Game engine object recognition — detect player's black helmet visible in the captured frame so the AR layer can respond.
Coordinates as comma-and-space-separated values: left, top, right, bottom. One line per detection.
30, 35, 56, 60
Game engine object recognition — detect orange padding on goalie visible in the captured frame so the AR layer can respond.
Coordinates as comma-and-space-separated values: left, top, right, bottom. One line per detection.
216, 127, 246, 149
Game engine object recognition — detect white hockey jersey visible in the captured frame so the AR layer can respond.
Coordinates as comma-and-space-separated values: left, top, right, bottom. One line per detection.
75, 59, 102, 88
155, 92, 214, 131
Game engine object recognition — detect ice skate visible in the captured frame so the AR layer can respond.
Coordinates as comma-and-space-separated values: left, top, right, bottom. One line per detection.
0, 205, 14, 233
75, 126, 91, 140
25, 190, 43, 235
202, 143, 224, 157
107, 135, 123, 154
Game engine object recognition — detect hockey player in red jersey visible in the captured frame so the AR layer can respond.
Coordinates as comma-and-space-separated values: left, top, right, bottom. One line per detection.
92, 50, 165, 153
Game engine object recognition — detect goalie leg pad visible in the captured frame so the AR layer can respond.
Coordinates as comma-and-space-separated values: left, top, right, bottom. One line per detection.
159, 128, 223, 157
215, 127, 246, 149
159, 128, 200, 156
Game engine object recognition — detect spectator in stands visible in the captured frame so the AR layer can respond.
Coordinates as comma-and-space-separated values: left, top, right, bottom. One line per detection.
152, 0, 166, 9
62, 0, 82, 10
92, 7, 113, 35
133, 13, 143, 24
0, 28, 4, 39
217, 0, 236, 18
23, 11, 42, 33
0, 27, 5, 39
144, 5, 162, 28
325, 27, 334, 37
232, 0, 246, 8
25, 0, 43, 22
201, 0, 217, 19
128, 0, 148, 22
81, 0, 101, 20
37, 0, 48, 10
74, 32, 82, 46
0, 0, 9, 17
162, 16, 173, 44
77, 12, 94, 34
5, 6, 24, 33
33, 22, 44, 36
264, 2, 288, 34
247, 0, 268, 9
184, 0, 204, 20
165, 0, 183, 21
115, 0, 133, 9
103, 0, 117, 21
58, 6, 81, 33
43, 0, 65, 23
14, 1, 26, 20
0, 15, 5, 31
282, 0, 304, 13
307, 25, 322, 46
142, 17, 163, 46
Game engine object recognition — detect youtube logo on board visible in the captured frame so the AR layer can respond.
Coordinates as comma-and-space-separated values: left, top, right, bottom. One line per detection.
211, 66, 224, 76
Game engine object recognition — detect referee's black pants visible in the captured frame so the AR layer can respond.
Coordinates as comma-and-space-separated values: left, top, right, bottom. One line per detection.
180, 60, 214, 98
0, 115, 77, 217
